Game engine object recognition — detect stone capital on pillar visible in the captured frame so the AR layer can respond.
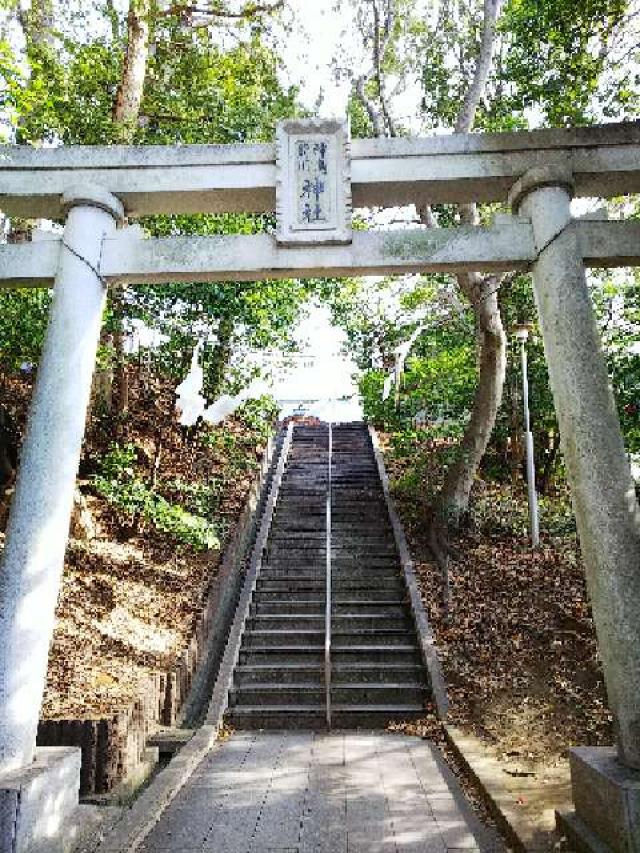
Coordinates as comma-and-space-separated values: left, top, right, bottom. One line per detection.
507, 165, 575, 214
61, 184, 125, 223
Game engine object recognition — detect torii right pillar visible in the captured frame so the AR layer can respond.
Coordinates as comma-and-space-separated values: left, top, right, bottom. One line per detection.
510, 166, 640, 852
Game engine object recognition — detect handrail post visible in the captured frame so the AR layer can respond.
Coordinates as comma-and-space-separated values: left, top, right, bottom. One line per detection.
324, 419, 333, 729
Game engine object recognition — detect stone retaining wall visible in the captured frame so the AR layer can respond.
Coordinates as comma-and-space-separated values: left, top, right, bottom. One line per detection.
37, 432, 277, 796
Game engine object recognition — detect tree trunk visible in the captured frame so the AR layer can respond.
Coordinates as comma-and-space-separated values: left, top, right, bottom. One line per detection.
510, 382, 523, 484
206, 315, 235, 399
112, 292, 130, 416
99, 0, 151, 414
431, 0, 506, 529
0, 405, 18, 489
539, 428, 561, 495
18, 0, 54, 48
454, 0, 504, 135
436, 273, 507, 524
112, 0, 151, 143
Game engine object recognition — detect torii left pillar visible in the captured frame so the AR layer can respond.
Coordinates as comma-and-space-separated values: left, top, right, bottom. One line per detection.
0, 187, 123, 849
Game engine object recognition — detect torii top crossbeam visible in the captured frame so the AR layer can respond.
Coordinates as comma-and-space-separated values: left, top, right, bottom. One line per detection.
2, 119, 640, 218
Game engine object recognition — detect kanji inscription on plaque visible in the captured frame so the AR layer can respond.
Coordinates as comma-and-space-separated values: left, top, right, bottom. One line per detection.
276, 118, 352, 246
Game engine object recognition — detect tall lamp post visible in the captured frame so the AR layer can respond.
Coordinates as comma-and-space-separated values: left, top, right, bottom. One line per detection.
514, 323, 540, 548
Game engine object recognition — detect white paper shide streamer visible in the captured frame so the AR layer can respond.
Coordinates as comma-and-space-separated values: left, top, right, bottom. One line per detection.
382, 325, 425, 403
175, 344, 268, 426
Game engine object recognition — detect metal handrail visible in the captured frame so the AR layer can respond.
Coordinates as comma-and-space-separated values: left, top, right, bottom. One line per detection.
324, 419, 333, 729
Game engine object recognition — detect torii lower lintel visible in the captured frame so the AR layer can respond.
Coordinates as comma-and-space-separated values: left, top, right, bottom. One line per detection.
1, 219, 640, 289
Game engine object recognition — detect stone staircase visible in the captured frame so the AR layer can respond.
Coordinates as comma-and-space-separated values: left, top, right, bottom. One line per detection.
226, 422, 430, 729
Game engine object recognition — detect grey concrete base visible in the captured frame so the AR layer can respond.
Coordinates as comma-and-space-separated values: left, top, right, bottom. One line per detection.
0, 746, 81, 853
567, 746, 640, 852
556, 810, 612, 853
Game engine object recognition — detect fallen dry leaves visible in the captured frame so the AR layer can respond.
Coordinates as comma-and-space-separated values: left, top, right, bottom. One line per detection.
382, 431, 613, 767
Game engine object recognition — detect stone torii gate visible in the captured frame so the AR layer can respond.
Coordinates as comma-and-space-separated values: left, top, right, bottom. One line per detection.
0, 118, 639, 851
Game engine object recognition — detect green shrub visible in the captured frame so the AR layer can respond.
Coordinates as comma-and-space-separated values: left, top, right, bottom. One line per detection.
93, 443, 219, 551
237, 395, 279, 438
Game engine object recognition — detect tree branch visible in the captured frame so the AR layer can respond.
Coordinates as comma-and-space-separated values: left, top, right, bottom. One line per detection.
159, 1, 284, 21
373, 0, 397, 136
455, 0, 504, 134
104, 0, 120, 41
355, 73, 385, 138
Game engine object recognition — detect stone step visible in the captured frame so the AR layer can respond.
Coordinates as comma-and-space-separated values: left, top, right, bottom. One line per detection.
241, 629, 325, 648
269, 536, 396, 547
250, 600, 325, 615
251, 588, 324, 601
332, 663, 427, 684
267, 534, 397, 562
255, 577, 404, 592
229, 684, 324, 706
331, 526, 395, 536
275, 498, 326, 507
332, 490, 385, 498
331, 510, 389, 518
250, 600, 409, 617
227, 704, 425, 730
330, 592, 409, 603
246, 614, 325, 628
331, 629, 418, 646
332, 601, 409, 615
232, 662, 426, 686
251, 588, 404, 603
332, 683, 428, 704
334, 614, 411, 629
254, 584, 405, 598
242, 628, 421, 650
332, 555, 400, 564
269, 533, 327, 542
239, 646, 325, 666
330, 705, 426, 727
332, 645, 423, 665
227, 706, 326, 730
262, 560, 401, 573
239, 645, 421, 666
246, 615, 412, 631
234, 665, 323, 685
230, 683, 427, 706
258, 569, 401, 582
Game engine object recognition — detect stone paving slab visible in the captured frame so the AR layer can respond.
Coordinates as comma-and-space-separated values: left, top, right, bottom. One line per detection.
137, 732, 504, 853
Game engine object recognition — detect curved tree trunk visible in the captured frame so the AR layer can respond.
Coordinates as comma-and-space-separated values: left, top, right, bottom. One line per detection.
432, 0, 506, 529
436, 273, 507, 524
430, 272, 506, 618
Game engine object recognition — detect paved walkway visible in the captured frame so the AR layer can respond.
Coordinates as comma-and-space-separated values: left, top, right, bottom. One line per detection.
139, 732, 503, 852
